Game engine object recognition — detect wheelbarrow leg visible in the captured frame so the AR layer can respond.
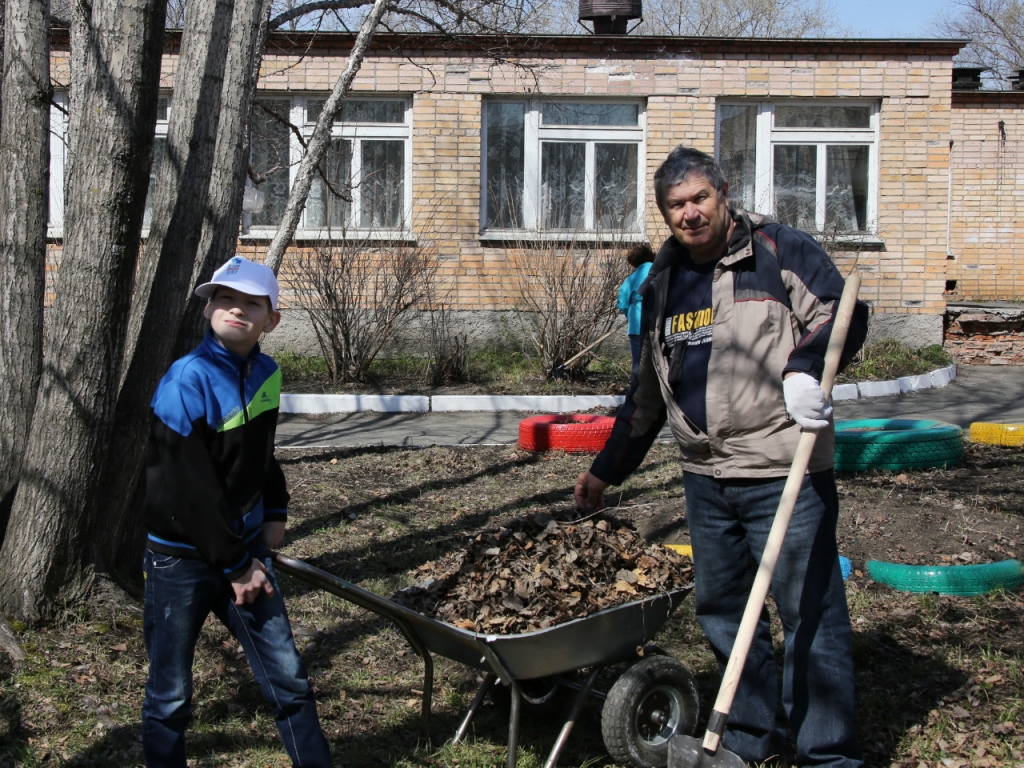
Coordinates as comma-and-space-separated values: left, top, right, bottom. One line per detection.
543, 667, 601, 768
419, 650, 434, 743
454, 672, 497, 745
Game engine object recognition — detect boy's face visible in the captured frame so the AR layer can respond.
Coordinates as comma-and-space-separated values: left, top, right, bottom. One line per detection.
203, 286, 280, 357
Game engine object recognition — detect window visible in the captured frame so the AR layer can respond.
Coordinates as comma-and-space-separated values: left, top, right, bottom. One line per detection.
717, 102, 879, 235
249, 95, 411, 235
48, 93, 170, 234
482, 100, 645, 235
142, 96, 171, 230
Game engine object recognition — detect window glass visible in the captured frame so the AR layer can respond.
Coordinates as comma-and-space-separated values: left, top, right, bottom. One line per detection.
825, 145, 869, 232
360, 140, 404, 228
485, 102, 525, 228
594, 143, 637, 230
542, 102, 638, 126
143, 138, 167, 230
718, 104, 757, 211
541, 142, 586, 229
774, 105, 871, 129
307, 99, 405, 124
250, 99, 291, 227
156, 96, 170, 122
773, 144, 818, 231
307, 139, 352, 229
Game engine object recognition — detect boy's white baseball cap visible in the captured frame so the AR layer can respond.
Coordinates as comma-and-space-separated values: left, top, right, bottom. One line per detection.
195, 256, 279, 310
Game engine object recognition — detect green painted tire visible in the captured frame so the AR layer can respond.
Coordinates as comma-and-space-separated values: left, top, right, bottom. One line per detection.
867, 559, 1024, 596
834, 419, 964, 472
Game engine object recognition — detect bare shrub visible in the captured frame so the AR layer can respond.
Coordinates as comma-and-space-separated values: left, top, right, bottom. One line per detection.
288, 230, 436, 383
507, 231, 634, 379
424, 297, 469, 386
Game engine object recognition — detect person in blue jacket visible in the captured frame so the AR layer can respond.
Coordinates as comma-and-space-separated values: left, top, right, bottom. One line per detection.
141, 256, 331, 768
617, 243, 655, 381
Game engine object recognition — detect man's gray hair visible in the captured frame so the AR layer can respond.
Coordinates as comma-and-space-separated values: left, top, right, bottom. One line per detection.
654, 145, 728, 215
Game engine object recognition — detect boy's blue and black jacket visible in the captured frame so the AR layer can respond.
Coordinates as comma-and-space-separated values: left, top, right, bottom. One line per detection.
144, 332, 288, 580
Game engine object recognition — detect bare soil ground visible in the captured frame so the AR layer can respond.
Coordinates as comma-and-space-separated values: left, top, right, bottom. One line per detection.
1, 441, 1022, 767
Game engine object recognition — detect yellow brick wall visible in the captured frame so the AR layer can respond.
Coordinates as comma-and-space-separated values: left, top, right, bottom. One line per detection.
50, 40, 960, 327
948, 98, 1024, 301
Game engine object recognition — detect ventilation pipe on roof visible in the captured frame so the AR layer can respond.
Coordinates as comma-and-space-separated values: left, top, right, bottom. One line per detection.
578, 0, 641, 34
1011, 70, 1024, 91
951, 67, 985, 90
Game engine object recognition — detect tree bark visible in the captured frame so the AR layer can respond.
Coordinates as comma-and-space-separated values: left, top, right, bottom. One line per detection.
0, 0, 165, 621
264, 0, 389, 273
98, 0, 273, 577
0, 0, 50, 541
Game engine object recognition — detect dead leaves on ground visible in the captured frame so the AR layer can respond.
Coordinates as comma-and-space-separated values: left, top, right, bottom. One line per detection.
392, 512, 692, 634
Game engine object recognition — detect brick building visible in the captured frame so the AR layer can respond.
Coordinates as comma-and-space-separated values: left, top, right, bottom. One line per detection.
49, 31, 1024, 355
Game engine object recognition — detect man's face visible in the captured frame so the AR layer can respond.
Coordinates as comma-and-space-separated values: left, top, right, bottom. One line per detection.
661, 174, 733, 263
203, 286, 280, 356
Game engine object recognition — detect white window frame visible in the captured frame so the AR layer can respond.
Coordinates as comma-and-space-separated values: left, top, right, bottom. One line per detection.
142, 96, 171, 232
716, 100, 881, 238
245, 94, 413, 240
49, 93, 171, 238
48, 92, 69, 237
481, 98, 647, 239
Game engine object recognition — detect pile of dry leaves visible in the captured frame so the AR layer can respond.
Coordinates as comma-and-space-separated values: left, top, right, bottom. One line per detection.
392, 512, 693, 634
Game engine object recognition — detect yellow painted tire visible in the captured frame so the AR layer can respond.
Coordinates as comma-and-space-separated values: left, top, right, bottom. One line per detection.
969, 422, 1024, 447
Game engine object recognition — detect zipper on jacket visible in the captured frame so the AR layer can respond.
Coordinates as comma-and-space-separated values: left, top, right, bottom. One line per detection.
239, 362, 250, 423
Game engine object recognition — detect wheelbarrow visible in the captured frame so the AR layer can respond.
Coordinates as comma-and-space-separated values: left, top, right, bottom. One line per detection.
273, 553, 698, 768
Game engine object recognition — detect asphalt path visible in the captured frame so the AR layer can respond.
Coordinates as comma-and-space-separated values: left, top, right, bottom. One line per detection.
275, 365, 1024, 450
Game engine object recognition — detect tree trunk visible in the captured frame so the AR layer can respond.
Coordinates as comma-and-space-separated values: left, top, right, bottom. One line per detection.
0, 0, 6, 125
179, 0, 272, 355
264, 0, 388, 273
0, 0, 165, 622
98, 0, 273, 578
0, 0, 50, 541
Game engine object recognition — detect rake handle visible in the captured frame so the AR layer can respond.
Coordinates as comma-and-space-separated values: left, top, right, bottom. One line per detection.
702, 274, 861, 754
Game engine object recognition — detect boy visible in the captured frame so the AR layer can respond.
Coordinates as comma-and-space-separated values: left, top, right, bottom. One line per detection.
141, 256, 331, 768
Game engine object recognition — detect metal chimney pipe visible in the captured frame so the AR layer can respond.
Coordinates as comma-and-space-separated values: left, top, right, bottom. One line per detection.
579, 0, 641, 34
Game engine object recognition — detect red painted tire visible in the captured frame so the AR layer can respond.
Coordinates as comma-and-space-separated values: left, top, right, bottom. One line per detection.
518, 414, 616, 453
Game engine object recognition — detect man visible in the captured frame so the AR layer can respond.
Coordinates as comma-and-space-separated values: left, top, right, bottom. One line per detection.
575, 146, 868, 767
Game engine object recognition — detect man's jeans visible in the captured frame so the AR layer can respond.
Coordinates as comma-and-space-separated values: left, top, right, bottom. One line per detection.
141, 549, 331, 768
684, 470, 863, 767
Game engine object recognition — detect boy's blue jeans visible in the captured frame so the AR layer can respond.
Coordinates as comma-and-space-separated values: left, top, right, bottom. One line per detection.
683, 469, 863, 767
142, 548, 331, 768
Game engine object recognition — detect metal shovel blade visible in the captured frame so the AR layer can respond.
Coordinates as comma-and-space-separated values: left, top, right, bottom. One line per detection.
668, 734, 747, 768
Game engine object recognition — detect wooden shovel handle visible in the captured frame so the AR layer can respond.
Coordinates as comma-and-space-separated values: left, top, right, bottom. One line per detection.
702, 274, 861, 753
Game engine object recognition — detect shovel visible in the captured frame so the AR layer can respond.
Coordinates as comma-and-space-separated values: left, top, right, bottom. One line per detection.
669, 274, 861, 768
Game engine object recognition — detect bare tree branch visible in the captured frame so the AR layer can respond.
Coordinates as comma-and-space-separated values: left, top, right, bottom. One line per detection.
269, 0, 369, 29
265, 0, 389, 273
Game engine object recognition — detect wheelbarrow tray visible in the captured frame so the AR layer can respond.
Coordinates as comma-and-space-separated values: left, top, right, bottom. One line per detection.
275, 552, 690, 677
274, 552, 693, 768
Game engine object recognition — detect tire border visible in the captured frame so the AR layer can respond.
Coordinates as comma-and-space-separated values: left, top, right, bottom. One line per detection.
969, 421, 1024, 447
834, 419, 964, 471
518, 414, 616, 453
866, 559, 1024, 596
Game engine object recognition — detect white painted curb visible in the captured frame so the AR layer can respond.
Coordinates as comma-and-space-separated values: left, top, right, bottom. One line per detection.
431, 394, 625, 412
281, 394, 430, 414
279, 365, 958, 414
832, 383, 859, 401
857, 379, 901, 398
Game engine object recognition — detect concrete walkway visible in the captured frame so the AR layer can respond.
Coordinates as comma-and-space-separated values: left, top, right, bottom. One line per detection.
275, 365, 1024, 449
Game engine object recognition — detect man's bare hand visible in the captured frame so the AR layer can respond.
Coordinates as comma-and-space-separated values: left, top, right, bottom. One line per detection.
263, 520, 286, 548
575, 471, 608, 512
230, 558, 273, 605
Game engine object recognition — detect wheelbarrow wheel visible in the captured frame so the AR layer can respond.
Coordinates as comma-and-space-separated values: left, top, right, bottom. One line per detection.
601, 656, 699, 768
489, 676, 566, 715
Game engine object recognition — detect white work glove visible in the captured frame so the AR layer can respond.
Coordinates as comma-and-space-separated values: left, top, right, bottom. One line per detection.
783, 372, 833, 430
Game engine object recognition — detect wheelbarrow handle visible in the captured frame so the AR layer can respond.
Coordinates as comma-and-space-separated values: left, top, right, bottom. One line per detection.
702, 274, 861, 753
